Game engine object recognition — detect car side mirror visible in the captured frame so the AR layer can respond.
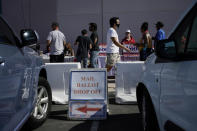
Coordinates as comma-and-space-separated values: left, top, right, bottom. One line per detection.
20, 29, 38, 47
155, 39, 177, 59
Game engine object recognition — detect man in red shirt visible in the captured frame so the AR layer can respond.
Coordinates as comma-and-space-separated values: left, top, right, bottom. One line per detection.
121, 29, 135, 44
121, 29, 136, 57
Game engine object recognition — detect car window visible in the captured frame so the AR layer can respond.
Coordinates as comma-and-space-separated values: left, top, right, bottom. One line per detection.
187, 13, 197, 53
171, 4, 197, 55
173, 16, 193, 54
0, 17, 16, 45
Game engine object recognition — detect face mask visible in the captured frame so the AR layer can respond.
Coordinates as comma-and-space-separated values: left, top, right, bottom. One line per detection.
116, 23, 120, 28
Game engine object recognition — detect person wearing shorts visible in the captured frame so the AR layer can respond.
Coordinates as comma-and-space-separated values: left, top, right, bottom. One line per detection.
106, 17, 131, 72
106, 53, 120, 67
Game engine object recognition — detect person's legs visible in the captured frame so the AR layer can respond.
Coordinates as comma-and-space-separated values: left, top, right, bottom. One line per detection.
77, 56, 84, 67
90, 51, 93, 67
50, 55, 56, 63
105, 53, 120, 72
76, 56, 81, 63
50, 54, 64, 63
82, 57, 88, 68
106, 64, 113, 72
146, 48, 153, 58
91, 51, 99, 68
140, 50, 143, 61
57, 54, 64, 62
140, 49, 146, 61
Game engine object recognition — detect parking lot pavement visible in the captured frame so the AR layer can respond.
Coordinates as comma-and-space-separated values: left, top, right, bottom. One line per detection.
21, 79, 143, 131
98, 91, 143, 131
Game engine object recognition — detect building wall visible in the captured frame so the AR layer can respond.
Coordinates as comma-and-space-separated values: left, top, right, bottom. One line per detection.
1, 0, 196, 51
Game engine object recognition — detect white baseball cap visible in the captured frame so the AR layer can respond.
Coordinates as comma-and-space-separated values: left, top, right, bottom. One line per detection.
126, 29, 131, 33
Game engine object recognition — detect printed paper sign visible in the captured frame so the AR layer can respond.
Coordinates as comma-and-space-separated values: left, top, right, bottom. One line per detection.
70, 70, 107, 100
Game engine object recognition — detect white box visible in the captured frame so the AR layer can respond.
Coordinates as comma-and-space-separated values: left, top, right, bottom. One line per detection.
115, 61, 144, 104
45, 63, 81, 104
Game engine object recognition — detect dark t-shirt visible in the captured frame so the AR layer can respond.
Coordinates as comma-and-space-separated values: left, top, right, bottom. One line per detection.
76, 36, 92, 58
90, 31, 99, 51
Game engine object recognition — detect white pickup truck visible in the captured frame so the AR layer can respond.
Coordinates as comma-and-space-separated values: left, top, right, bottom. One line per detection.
0, 17, 52, 130
136, 2, 197, 131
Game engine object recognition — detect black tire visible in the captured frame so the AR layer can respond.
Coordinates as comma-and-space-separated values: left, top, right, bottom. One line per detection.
141, 90, 160, 131
25, 77, 52, 130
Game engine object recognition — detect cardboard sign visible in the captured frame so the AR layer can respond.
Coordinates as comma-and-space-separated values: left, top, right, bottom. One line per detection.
69, 101, 107, 119
70, 70, 107, 100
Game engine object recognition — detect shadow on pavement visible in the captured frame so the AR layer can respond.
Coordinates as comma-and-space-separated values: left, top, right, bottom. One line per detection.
48, 110, 68, 121
69, 121, 92, 131
50, 109, 67, 116
98, 113, 143, 131
49, 109, 93, 131
109, 97, 138, 105
108, 93, 138, 105
69, 113, 143, 131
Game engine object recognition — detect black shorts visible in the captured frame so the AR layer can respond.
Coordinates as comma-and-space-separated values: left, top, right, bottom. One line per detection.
50, 54, 64, 63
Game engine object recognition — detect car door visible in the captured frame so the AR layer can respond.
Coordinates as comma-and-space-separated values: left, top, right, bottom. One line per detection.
0, 18, 32, 130
159, 4, 197, 130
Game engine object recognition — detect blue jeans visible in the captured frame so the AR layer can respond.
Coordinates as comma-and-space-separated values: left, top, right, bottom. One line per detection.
77, 56, 88, 68
90, 51, 99, 68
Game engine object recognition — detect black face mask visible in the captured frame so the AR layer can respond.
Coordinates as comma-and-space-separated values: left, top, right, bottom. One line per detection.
116, 23, 120, 28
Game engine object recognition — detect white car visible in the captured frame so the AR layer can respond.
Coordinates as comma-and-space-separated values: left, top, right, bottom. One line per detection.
136, 2, 197, 131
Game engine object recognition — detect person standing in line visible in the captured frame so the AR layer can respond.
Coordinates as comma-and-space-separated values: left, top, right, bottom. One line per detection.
89, 23, 99, 68
138, 22, 152, 61
105, 17, 131, 72
75, 29, 92, 68
47, 22, 66, 63
152, 21, 166, 48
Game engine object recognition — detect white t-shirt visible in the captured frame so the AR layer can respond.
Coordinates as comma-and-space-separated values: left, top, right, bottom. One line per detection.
47, 30, 66, 55
106, 28, 119, 53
